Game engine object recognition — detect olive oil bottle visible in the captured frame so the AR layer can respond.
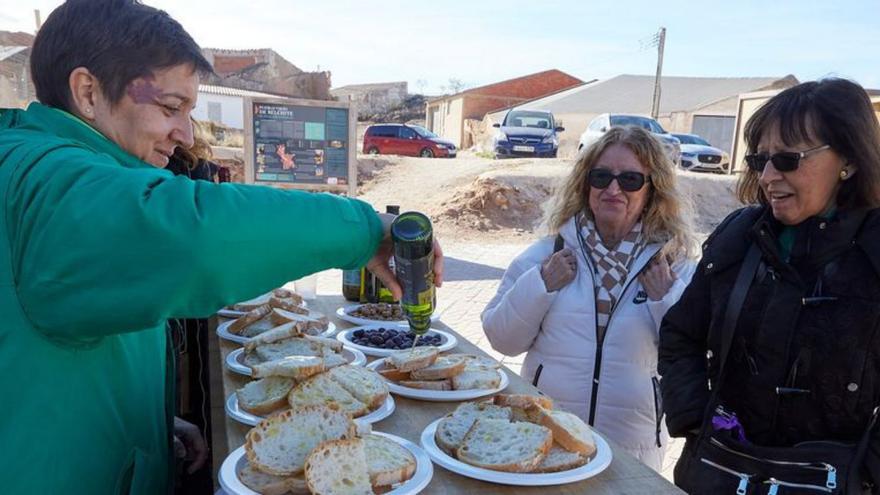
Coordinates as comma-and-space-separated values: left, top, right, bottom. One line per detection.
391, 211, 434, 334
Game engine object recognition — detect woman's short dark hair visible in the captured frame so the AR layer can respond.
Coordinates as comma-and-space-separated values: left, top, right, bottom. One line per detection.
31, 0, 213, 112
737, 78, 880, 209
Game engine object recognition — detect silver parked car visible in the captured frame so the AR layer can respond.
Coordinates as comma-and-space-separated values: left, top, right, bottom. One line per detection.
578, 113, 681, 166
672, 133, 730, 173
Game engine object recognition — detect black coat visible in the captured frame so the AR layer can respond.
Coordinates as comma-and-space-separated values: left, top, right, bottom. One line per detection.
659, 206, 880, 478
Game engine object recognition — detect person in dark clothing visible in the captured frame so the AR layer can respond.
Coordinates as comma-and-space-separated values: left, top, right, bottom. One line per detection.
165, 127, 220, 494
659, 78, 880, 493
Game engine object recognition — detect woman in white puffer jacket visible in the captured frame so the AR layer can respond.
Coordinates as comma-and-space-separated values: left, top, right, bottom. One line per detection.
482, 126, 698, 471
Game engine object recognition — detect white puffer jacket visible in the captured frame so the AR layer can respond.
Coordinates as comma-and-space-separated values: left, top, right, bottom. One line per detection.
481, 216, 696, 471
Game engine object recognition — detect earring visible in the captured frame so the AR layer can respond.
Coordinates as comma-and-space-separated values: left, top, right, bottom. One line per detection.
84, 108, 92, 114
840, 169, 849, 179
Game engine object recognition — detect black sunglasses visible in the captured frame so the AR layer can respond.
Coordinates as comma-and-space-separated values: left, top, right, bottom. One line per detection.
744, 144, 830, 172
588, 169, 650, 192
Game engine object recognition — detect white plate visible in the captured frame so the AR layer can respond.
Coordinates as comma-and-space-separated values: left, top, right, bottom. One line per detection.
225, 346, 367, 376
219, 431, 433, 495
366, 359, 509, 402
336, 325, 457, 357
335, 304, 438, 327
420, 418, 613, 486
216, 319, 336, 345
218, 300, 308, 319
225, 393, 395, 427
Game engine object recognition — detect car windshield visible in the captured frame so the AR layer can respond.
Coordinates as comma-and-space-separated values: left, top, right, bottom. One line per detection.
673, 134, 710, 146
409, 125, 438, 138
504, 111, 554, 129
610, 115, 665, 134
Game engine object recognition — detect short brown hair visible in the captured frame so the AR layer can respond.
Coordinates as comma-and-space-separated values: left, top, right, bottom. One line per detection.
737, 78, 880, 208
31, 0, 213, 112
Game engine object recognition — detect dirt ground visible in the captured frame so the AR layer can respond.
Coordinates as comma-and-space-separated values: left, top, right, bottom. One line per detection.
356, 151, 743, 243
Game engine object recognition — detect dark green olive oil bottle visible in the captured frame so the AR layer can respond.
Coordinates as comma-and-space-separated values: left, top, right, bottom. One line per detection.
391, 211, 434, 334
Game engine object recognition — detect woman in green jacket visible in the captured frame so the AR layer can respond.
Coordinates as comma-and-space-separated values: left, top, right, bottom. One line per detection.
0, 1, 442, 493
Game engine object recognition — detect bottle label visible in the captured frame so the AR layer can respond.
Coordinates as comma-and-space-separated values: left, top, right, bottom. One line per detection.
395, 253, 434, 306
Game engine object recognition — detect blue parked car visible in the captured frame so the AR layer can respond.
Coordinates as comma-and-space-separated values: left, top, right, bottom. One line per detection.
493, 109, 564, 158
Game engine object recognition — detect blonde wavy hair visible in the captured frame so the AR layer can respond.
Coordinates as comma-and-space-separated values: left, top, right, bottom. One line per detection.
547, 126, 696, 261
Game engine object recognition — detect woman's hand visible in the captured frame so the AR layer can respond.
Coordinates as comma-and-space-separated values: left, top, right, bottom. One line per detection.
541, 248, 577, 292
173, 417, 208, 474
639, 256, 677, 301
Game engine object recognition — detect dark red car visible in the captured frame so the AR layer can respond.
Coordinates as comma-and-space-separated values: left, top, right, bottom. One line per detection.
362, 123, 457, 158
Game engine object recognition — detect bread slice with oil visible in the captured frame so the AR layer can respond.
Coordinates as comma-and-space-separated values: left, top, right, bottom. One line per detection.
410, 355, 467, 380
434, 401, 512, 455
236, 376, 296, 415
326, 365, 389, 409
304, 438, 373, 495
456, 418, 552, 472
363, 434, 417, 488
244, 404, 355, 476
385, 347, 439, 372
529, 406, 596, 457
287, 371, 369, 417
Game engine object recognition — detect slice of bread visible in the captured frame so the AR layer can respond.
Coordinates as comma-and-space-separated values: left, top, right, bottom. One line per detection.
303, 334, 344, 353
228, 305, 273, 335
363, 434, 417, 487
493, 394, 553, 411
530, 407, 596, 457
269, 295, 309, 315
305, 438, 373, 495
399, 379, 452, 391
288, 371, 369, 417
250, 355, 324, 380
244, 322, 303, 351
377, 368, 411, 382
531, 444, 588, 473
434, 401, 512, 455
386, 347, 439, 372
245, 404, 355, 476
326, 365, 389, 409
409, 355, 467, 380
240, 315, 283, 339
253, 338, 322, 363
451, 368, 502, 390
322, 353, 349, 370
270, 309, 330, 335
236, 376, 296, 415
232, 293, 274, 312
241, 350, 264, 368
456, 419, 552, 473
238, 461, 303, 495
457, 354, 501, 369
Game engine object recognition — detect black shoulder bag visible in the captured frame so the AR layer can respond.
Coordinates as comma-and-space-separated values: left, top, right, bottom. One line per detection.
676, 244, 879, 495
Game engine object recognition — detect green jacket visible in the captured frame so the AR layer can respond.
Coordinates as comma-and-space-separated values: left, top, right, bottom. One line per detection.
0, 103, 382, 494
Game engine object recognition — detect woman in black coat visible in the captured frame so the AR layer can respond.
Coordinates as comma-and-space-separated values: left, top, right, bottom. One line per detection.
659, 78, 880, 494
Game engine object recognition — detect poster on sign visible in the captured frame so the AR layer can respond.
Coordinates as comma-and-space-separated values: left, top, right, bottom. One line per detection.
244, 96, 356, 195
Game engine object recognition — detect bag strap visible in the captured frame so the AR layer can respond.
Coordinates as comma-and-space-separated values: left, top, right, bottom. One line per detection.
717, 243, 763, 377
697, 242, 762, 432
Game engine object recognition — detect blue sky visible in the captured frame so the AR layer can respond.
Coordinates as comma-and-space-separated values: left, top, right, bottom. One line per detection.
2, 0, 878, 94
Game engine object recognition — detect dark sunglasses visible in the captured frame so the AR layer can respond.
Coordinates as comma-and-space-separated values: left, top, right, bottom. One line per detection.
588, 169, 651, 192
744, 144, 830, 172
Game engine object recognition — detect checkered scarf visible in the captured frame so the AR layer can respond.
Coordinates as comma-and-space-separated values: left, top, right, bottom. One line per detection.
582, 218, 646, 342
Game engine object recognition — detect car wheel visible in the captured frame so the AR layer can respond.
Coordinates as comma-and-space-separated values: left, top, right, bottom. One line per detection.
419, 148, 434, 158
367, 147, 379, 155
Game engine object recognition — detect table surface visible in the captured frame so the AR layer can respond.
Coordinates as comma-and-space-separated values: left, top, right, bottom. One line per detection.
213, 295, 684, 494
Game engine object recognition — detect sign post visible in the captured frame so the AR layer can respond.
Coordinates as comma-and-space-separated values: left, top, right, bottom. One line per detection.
243, 96, 357, 196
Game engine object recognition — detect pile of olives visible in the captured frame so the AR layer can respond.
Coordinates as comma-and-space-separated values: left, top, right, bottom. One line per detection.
350, 327, 442, 350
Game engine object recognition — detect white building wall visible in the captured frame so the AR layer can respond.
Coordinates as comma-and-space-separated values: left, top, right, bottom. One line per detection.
192, 92, 245, 129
